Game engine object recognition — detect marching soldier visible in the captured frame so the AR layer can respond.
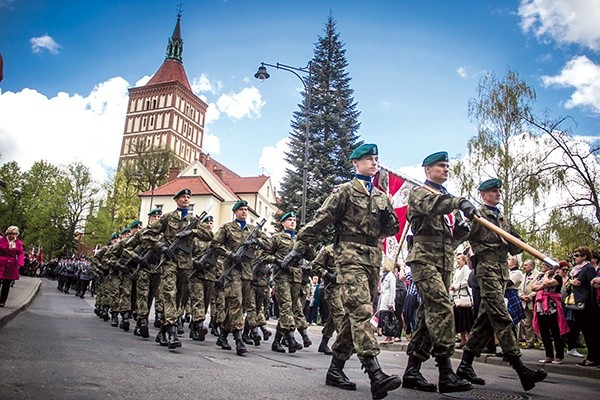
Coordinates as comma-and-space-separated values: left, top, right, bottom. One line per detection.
128, 208, 163, 338
456, 178, 548, 391
212, 200, 268, 356
402, 151, 475, 394
282, 143, 402, 400
311, 244, 345, 355
141, 189, 212, 349
91, 235, 119, 321
263, 211, 314, 353
104, 228, 131, 329
250, 249, 273, 342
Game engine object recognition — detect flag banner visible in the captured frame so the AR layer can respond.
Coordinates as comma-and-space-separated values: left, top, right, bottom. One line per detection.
375, 165, 416, 260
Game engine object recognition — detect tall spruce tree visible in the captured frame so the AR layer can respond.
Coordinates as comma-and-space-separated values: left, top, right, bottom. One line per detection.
279, 15, 362, 239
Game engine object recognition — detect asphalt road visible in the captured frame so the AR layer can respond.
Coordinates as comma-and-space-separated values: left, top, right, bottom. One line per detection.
0, 280, 597, 400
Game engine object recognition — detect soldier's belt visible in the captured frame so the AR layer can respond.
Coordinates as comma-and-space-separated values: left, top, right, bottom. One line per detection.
477, 254, 507, 263
412, 235, 452, 244
338, 234, 378, 247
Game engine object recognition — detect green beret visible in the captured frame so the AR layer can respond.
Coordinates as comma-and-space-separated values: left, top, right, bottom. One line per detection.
173, 188, 192, 199
120, 227, 131, 235
129, 220, 142, 229
110, 233, 119, 240
422, 151, 449, 166
280, 211, 296, 222
147, 208, 163, 216
349, 143, 378, 160
202, 215, 214, 223
232, 200, 248, 211
478, 178, 502, 192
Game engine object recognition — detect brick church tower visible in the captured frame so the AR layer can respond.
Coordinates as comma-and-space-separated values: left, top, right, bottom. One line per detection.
118, 14, 208, 168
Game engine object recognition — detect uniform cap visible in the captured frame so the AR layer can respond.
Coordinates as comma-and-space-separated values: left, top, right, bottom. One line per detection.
232, 200, 248, 211
422, 151, 449, 166
129, 220, 142, 229
478, 178, 502, 192
349, 143, 378, 160
173, 188, 192, 199
147, 208, 163, 216
120, 227, 131, 235
202, 215, 214, 223
280, 211, 296, 222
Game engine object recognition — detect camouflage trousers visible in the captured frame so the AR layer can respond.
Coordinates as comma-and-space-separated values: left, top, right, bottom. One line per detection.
211, 285, 225, 326
159, 262, 190, 326
322, 283, 345, 338
117, 274, 133, 312
222, 276, 244, 332
253, 283, 269, 327
465, 261, 521, 358
275, 278, 307, 332
106, 274, 121, 312
188, 276, 214, 323
406, 262, 455, 361
332, 263, 380, 361
135, 268, 161, 318
242, 279, 258, 328
94, 275, 108, 307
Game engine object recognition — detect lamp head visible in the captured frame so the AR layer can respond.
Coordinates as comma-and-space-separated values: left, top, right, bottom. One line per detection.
254, 65, 270, 80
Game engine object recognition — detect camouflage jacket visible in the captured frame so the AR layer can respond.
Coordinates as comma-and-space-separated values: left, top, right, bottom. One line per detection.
141, 210, 212, 269
295, 178, 399, 269
263, 231, 315, 283
212, 220, 269, 280
311, 244, 335, 279
91, 246, 109, 274
469, 205, 522, 281
405, 184, 467, 271
103, 240, 126, 271
191, 231, 216, 281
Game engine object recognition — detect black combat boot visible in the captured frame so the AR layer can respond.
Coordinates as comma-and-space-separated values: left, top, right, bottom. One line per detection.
318, 335, 333, 355
436, 356, 473, 393
242, 326, 254, 345
176, 316, 185, 335
271, 330, 286, 353
197, 322, 207, 341
155, 325, 168, 346
189, 321, 199, 340
285, 330, 303, 353
361, 356, 402, 400
250, 327, 261, 346
402, 354, 437, 392
233, 330, 248, 356
94, 306, 100, 316
325, 356, 357, 391
456, 350, 486, 385
121, 312, 130, 332
133, 318, 142, 336
154, 312, 163, 328
167, 325, 182, 349
101, 306, 110, 321
506, 355, 547, 391
298, 327, 312, 347
210, 320, 220, 336
260, 325, 271, 341
110, 312, 119, 327
139, 318, 150, 338
217, 327, 232, 350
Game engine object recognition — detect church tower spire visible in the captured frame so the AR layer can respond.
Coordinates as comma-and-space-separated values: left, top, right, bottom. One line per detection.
165, 14, 183, 63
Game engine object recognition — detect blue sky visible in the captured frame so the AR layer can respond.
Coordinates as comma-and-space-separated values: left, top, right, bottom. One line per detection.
1, 0, 599, 189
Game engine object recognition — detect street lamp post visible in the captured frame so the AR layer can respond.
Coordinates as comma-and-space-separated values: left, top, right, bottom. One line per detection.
255, 61, 313, 226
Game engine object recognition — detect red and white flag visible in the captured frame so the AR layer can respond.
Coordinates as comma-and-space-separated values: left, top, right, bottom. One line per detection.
375, 165, 416, 259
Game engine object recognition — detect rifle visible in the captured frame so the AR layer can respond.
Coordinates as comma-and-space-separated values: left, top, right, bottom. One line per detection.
214, 218, 267, 290
189, 248, 218, 280
155, 209, 210, 271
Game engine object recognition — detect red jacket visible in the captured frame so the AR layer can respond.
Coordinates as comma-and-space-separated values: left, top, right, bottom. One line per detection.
0, 236, 24, 280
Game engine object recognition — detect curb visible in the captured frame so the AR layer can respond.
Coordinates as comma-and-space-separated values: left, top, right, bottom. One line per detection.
0, 278, 42, 329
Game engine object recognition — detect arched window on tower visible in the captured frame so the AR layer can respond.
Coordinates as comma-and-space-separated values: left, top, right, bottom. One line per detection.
145, 100, 150, 110
153, 99, 157, 109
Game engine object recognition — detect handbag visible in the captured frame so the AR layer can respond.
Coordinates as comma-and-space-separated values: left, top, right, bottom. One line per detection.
382, 311, 400, 337
564, 292, 585, 311
454, 293, 473, 308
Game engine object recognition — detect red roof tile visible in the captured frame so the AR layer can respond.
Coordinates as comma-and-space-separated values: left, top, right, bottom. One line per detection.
146, 59, 193, 92
141, 175, 224, 201
223, 176, 269, 193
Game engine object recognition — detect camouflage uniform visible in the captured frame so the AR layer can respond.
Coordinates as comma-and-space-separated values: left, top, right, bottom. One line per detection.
103, 242, 124, 317
250, 251, 271, 332
464, 205, 522, 357
91, 245, 110, 320
312, 244, 345, 339
405, 184, 468, 361
293, 178, 398, 361
189, 232, 215, 326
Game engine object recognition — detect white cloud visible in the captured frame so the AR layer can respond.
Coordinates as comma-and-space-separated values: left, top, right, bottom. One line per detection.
191, 73, 222, 94
0, 77, 130, 182
215, 87, 265, 120
202, 131, 221, 155
542, 55, 600, 113
135, 75, 151, 87
519, 0, 600, 51
456, 66, 468, 78
30, 34, 61, 55
258, 137, 290, 190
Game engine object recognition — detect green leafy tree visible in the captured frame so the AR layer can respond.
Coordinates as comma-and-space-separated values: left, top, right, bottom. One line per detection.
0, 161, 25, 231
278, 15, 362, 243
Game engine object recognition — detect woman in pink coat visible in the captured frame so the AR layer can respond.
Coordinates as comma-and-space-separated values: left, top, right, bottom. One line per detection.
0, 226, 24, 307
